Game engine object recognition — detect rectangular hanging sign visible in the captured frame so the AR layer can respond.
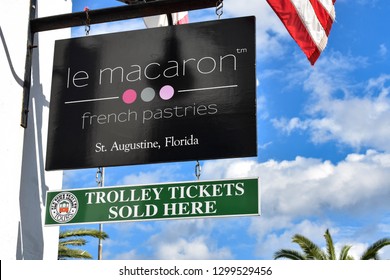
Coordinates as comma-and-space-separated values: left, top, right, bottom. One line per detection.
46, 16, 257, 170
45, 177, 260, 225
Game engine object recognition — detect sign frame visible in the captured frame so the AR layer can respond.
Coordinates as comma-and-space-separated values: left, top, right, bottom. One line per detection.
45, 177, 260, 226
45, 16, 257, 170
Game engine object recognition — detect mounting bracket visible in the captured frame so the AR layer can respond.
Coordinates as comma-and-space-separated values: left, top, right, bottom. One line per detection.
21, 0, 216, 127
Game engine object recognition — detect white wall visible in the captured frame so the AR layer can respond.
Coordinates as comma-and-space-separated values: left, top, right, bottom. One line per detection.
0, 0, 72, 260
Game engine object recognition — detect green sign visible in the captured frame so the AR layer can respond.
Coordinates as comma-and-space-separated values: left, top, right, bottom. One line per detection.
45, 178, 260, 225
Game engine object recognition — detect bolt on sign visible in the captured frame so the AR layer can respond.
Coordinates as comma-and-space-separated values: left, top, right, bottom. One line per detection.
45, 16, 257, 170
45, 178, 260, 225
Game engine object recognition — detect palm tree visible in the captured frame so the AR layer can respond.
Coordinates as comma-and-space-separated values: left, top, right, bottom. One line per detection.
274, 229, 390, 260
58, 228, 109, 260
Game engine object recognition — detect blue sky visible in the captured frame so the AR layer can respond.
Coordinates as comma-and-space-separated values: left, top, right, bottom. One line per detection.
61, 0, 390, 260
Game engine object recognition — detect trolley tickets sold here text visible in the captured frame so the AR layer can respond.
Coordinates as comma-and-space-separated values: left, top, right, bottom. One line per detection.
84, 182, 245, 219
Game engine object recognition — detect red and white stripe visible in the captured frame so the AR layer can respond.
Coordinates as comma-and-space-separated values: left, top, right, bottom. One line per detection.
267, 0, 336, 65
143, 11, 189, 28
174, 12, 189, 25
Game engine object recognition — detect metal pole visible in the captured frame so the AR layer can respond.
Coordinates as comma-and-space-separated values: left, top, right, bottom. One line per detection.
96, 167, 105, 260
21, 0, 37, 128
98, 222, 103, 260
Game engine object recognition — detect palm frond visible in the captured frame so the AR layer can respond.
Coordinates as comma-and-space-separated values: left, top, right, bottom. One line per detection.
324, 229, 336, 260
292, 234, 326, 260
58, 228, 109, 260
59, 238, 87, 247
59, 229, 109, 240
58, 247, 93, 260
274, 249, 306, 260
360, 238, 390, 260
339, 245, 354, 260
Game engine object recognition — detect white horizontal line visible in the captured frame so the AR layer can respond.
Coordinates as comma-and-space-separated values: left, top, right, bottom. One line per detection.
178, 85, 238, 93
65, 97, 119, 104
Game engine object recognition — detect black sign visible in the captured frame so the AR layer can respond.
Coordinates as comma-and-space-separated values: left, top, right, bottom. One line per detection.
46, 16, 257, 170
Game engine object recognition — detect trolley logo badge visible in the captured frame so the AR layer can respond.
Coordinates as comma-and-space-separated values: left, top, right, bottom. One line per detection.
49, 192, 79, 223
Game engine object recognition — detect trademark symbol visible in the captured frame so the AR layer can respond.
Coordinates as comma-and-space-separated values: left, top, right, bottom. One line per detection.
237, 48, 248, 54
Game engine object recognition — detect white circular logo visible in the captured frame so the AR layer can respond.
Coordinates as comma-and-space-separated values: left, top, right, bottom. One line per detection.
50, 192, 79, 223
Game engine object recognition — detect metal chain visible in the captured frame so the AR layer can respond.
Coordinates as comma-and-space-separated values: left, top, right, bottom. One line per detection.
216, 0, 223, 19
195, 161, 201, 180
84, 7, 91, 35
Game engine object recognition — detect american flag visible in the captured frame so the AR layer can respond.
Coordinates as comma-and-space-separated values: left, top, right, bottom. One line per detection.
267, 0, 336, 65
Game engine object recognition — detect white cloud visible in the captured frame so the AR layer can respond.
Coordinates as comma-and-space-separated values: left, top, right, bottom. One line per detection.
147, 219, 233, 259
250, 219, 332, 259
273, 91, 390, 151
257, 95, 269, 120
271, 52, 390, 152
204, 150, 390, 216
154, 236, 232, 259
109, 249, 138, 260
272, 117, 310, 135
379, 44, 388, 57
221, 0, 291, 60
259, 141, 273, 150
